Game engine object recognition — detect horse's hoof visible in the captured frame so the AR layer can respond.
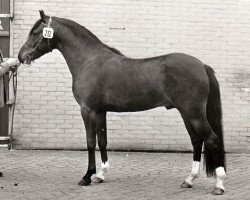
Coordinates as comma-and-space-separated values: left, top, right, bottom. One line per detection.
212, 187, 224, 195
0, 172, 3, 177
92, 177, 104, 183
77, 178, 91, 186
180, 181, 192, 188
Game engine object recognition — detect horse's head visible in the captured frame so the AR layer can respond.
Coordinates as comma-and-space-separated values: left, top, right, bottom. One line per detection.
18, 10, 55, 64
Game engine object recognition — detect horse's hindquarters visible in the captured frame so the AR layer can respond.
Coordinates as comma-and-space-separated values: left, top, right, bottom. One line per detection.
161, 55, 209, 112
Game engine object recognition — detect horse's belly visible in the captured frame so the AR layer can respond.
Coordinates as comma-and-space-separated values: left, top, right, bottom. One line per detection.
104, 91, 171, 112
106, 102, 165, 112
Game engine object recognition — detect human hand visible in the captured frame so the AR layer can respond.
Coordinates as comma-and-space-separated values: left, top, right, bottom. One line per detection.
6, 58, 20, 67
6, 58, 20, 71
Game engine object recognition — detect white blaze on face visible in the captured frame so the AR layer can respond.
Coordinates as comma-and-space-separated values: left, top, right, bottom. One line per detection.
215, 167, 227, 191
96, 162, 110, 180
185, 161, 200, 185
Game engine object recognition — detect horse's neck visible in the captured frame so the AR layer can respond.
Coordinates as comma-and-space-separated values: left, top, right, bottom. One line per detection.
55, 21, 103, 77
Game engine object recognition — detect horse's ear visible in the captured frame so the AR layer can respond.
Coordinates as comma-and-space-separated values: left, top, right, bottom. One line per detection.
39, 10, 46, 22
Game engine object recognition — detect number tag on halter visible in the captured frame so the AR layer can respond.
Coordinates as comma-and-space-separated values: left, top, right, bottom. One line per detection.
43, 27, 54, 39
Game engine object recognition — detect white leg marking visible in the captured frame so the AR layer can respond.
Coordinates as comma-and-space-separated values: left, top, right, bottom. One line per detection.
96, 162, 110, 180
185, 161, 200, 185
215, 167, 227, 191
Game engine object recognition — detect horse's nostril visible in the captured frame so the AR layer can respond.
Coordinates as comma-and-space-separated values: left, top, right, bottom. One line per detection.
18, 52, 25, 63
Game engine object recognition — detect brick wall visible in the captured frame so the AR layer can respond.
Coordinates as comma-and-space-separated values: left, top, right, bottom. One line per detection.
12, 0, 250, 152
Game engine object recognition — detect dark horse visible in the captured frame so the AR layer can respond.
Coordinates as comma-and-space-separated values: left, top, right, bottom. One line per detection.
17, 11, 227, 195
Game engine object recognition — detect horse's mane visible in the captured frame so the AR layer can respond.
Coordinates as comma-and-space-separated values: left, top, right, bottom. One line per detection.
103, 45, 124, 56
29, 17, 124, 56
55, 17, 124, 56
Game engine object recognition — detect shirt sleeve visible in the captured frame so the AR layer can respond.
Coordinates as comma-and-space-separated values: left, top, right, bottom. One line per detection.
0, 62, 10, 77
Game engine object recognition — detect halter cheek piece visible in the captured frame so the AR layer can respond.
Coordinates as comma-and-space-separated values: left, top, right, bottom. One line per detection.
31, 17, 53, 55
41, 17, 53, 52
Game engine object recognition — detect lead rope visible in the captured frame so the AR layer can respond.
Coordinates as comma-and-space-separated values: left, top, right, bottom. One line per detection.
8, 69, 17, 149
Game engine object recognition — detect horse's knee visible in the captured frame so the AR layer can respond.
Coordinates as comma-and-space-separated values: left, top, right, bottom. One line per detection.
87, 143, 96, 152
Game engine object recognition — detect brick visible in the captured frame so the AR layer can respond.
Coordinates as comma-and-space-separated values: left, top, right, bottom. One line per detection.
12, 0, 250, 152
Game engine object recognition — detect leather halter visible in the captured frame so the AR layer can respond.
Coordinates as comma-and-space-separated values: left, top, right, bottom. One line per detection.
32, 17, 53, 54
41, 17, 53, 52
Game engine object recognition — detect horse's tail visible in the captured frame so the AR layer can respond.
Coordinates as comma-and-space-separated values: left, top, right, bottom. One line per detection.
204, 64, 226, 177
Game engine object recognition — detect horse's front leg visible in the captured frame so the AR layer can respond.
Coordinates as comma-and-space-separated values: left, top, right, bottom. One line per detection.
78, 108, 97, 186
92, 112, 110, 183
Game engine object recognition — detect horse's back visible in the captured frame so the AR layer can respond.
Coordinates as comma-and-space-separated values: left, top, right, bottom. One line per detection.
74, 52, 209, 112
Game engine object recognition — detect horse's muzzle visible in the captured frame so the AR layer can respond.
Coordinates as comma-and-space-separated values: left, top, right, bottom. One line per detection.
18, 49, 33, 65
18, 52, 25, 63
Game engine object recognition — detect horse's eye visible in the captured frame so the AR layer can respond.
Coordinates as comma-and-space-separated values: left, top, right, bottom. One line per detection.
33, 32, 40, 38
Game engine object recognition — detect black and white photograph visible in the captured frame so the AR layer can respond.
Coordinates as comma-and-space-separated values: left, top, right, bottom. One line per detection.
0, 0, 249, 199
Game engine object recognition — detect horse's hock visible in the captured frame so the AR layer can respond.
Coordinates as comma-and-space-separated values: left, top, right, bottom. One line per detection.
11, 1, 250, 152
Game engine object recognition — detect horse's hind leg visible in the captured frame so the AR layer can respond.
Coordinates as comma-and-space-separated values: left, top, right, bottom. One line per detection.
187, 113, 226, 195
181, 117, 203, 188
92, 112, 110, 183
